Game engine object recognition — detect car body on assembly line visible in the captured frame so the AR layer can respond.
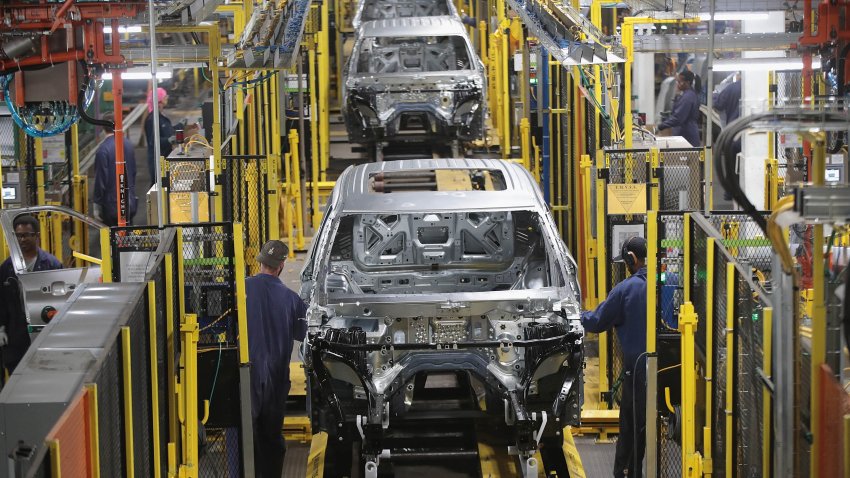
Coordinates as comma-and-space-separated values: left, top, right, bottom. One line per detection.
301, 159, 584, 477
352, 0, 459, 30
343, 16, 486, 145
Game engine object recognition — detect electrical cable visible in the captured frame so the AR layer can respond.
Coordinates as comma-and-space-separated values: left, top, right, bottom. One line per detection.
208, 341, 223, 407
77, 65, 114, 130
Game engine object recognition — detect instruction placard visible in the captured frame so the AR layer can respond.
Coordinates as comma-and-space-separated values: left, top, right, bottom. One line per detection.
607, 183, 647, 215
119, 251, 155, 282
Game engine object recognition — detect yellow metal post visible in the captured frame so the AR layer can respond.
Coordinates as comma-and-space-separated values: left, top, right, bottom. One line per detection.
85, 383, 100, 478
179, 314, 199, 478
234, 225, 250, 365
100, 228, 112, 283
318, 0, 331, 180
520, 118, 531, 172
580, 154, 597, 309
725, 262, 735, 478
595, 151, 609, 401
121, 326, 135, 478
704, 237, 715, 475
308, 22, 321, 229
49, 440, 61, 478
288, 129, 306, 250
646, 211, 657, 356
684, 213, 691, 302
267, 73, 281, 241
650, 148, 661, 211
70, 123, 87, 265
147, 281, 162, 478
500, 20, 510, 158
679, 302, 703, 477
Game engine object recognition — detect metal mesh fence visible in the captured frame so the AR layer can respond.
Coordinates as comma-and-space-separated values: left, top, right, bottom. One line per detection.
224, 155, 269, 277
711, 238, 729, 477
734, 273, 763, 478
94, 327, 127, 477
659, 213, 686, 332
603, 149, 650, 408
705, 213, 773, 282
659, 148, 703, 211
165, 158, 212, 223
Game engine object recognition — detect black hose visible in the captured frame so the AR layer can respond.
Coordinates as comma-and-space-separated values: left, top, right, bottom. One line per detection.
77, 63, 114, 131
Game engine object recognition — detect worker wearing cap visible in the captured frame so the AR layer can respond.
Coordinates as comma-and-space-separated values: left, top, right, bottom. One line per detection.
581, 236, 648, 478
246, 240, 307, 477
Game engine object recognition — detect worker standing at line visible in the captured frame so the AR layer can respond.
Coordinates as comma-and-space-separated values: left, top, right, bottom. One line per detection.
93, 114, 138, 226
658, 70, 701, 147
581, 236, 648, 478
246, 240, 307, 477
0, 215, 62, 376
144, 87, 175, 188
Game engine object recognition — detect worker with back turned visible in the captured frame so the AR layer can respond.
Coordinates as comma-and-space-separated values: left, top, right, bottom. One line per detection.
246, 240, 307, 477
658, 70, 701, 147
581, 236, 648, 478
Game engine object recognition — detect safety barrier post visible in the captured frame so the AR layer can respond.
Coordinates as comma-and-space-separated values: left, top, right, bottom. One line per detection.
288, 129, 305, 250
650, 148, 661, 211
679, 302, 703, 477
267, 73, 281, 241
703, 237, 715, 475
318, 0, 331, 181
594, 150, 609, 403
500, 19, 510, 158
724, 262, 735, 477
580, 154, 597, 308
49, 440, 60, 478
233, 224, 255, 476
179, 314, 198, 478
520, 118, 531, 173
121, 326, 135, 478
164, 252, 179, 467
147, 281, 162, 478
50, 211, 63, 262
684, 213, 691, 302
85, 383, 101, 478
645, 210, 659, 477
308, 23, 321, 230
71, 123, 88, 266
100, 228, 112, 283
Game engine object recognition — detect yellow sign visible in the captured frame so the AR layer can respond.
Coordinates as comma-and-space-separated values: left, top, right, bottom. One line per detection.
607, 183, 647, 215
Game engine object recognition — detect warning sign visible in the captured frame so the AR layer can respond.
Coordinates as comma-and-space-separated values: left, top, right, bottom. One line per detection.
607, 183, 647, 215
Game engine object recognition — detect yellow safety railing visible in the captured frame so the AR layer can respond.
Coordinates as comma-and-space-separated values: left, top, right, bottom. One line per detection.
678, 302, 703, 477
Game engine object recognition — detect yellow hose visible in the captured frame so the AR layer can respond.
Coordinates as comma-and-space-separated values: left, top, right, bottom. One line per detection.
766, 195, 797, 278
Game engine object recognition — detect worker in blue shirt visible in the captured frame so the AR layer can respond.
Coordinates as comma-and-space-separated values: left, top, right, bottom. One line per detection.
581, 236, 648, 478
93, 120, 137, 226
246, 240, 307, 477
713, 75, 742, 201
658, 70, 701, 147
0, 215, 62, 375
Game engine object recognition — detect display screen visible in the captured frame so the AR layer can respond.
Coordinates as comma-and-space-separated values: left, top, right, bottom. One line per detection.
2, 186, 16, 200
825, 168, 841, 183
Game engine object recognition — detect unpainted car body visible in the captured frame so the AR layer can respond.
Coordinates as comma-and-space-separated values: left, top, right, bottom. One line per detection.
0, 206, 105, 328
352, 0, 458, 30
343, 17, 486, 144
301, 159, 583, 475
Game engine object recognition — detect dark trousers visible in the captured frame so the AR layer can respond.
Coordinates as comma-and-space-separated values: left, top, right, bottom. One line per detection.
614, 368, 647, 478
252, 380, 289, 478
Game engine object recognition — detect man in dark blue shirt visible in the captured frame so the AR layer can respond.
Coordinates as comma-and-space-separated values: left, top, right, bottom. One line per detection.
246, 240, 307, 478
94, 124, 137, 226
0, 215, 62, 375
581, 236, 648, 478
659, 70, 701, 147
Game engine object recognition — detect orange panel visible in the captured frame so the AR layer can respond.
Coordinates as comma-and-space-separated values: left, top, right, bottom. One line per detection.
818, 364, 850, 478
45, 390, 93, 477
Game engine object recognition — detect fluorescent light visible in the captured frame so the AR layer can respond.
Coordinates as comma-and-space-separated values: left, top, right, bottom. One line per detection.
101, 71, 173, 80
698, 12, 770, 21
713, 57, 822, 72
103, 25, 143, 34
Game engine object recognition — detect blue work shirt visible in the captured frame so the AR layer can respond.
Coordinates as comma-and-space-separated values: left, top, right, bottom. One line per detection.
144, 112, 175, 183
713, 80, 741, 125
660, 88, 701, 147
93, 135, 137, 223
581, 266, 647, 372
0, 248, 62, 368
245, 273, 308, 409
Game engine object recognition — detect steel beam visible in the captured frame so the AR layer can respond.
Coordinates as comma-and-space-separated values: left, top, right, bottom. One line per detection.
633, 32, 798, 53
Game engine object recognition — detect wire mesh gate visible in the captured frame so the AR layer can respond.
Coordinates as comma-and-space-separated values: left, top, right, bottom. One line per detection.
223, 155, 270, 276
108, 223, 248, 477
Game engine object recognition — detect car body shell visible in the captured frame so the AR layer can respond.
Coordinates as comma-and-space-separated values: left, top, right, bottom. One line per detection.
352, 0, 459, 30
343, 17, 486, 144
300, 159, 584, 467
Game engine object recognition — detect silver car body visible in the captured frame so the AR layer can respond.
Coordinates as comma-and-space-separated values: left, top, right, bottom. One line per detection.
301, 159, 583, 471
343, 17, 486, 144
1, 206, 105, 327
352, 0, 459, 30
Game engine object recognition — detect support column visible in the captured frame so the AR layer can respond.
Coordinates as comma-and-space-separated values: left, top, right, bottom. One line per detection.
740, 11, 784, 210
